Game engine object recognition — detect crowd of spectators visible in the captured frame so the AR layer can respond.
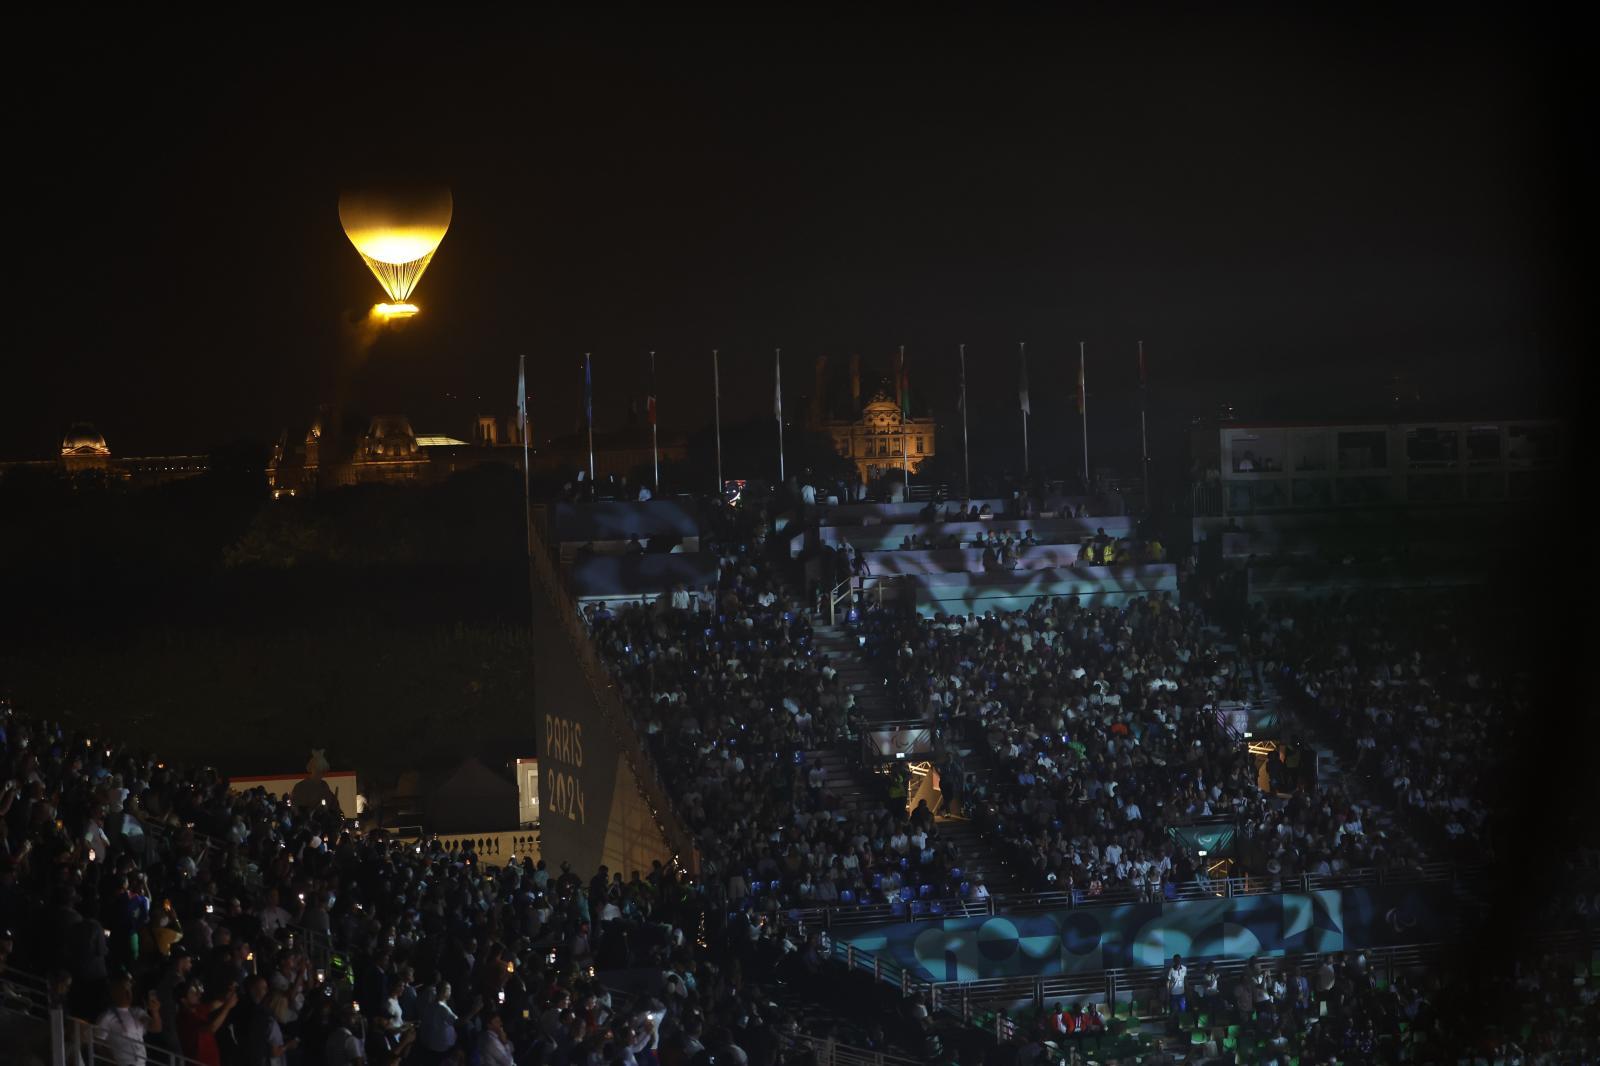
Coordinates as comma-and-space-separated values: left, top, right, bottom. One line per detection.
1241, 590, 1521, 862
6, 495, 1593, 1066
1154, 948, 1598, 1064
0, 700, 905, 1066
855, 596, 1422, 898
585, 553, 977, 914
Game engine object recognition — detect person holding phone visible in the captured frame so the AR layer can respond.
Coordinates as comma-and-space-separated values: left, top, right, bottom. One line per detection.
177, 978, 237, 1066
94, 974, 162, 1066
478, 1012, 515, 1066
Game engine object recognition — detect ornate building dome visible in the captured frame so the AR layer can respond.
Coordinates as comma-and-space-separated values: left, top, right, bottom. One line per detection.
61, 422, 110, 457
363, 415, 419, 458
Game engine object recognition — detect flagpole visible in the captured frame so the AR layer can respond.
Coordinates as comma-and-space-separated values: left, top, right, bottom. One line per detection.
518, 353, 530, 545
1138, 340, 1149, 501
650, 350, 660, 494
584, 352, 596, 492
899, 344, 909, 491
959, 343, 970, 498
775, 347, 786, 484
713, 349, 722, 494
1079, 341, 1089, 485
1020, 342, 1030, 478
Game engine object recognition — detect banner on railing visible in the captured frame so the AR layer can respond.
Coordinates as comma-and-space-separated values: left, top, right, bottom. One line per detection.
865, 727, 932, 759
840, 884, 1454, 982
1167, 823, 1238, 858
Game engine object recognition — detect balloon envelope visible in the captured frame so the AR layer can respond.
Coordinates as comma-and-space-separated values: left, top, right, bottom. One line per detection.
339, 186, 453, 302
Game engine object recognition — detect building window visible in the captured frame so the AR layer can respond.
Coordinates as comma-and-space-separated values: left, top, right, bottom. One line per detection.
1228, 430, 1285, 472
1290, 431, 1330, 472
1465, 426, 1501, 464
1291, 478, 1333, 508
1405, 427, 1458, 467
916, 437, 925, 454
1407, 473, 1461, 503
1336, 476, 1390, 505
1509, 468, 1557, 497
1337, 431, 1387, 471
1465, 471, 1504, 500
1506, 424, 1559, 464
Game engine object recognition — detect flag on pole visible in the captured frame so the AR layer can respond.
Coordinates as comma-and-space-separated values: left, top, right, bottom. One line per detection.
516, 354, 527, 435
774, 348, 783, 421
584, 353, 594, 426
647, 351, 657, 425
897, 346, 910, 418
1076, 352, 1086, 414
957, 348, 966, 411
1138, 341, 1147, 389
1018, 344, 1031, 414
775, 348, 786, 483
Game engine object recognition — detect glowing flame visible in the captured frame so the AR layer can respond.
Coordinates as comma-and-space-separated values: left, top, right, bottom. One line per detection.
374, 302, 419, 318
339, 186, 452, 304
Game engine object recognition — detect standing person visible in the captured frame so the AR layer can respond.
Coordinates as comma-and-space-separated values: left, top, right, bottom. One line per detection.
1164, 954, 1188, 1018
240, 975, 274, 1066
323, 1004, 366, 1066
478, 1012, 516, 1066
178, 978, 239, 1066
418, 982, 460, 1062
95, 973, 163, 1066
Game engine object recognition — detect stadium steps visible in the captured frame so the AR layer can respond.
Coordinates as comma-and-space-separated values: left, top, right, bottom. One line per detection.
1253, 677, 1417, 848
804, 747, 886, 820
813, 623, 914, 725
935, 815, 1025, 895
806, 624, 1017, 896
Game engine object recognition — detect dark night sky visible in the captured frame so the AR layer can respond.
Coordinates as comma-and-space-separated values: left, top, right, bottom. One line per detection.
7, 12, 1583, 465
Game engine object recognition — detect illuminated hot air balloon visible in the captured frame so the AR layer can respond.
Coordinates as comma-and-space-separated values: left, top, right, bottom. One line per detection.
338, 185, 453, 317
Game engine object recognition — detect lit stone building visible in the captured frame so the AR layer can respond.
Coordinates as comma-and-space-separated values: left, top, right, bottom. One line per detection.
0, 422, 209, 488
269, 412, 523, 495
821, 390, 936, 484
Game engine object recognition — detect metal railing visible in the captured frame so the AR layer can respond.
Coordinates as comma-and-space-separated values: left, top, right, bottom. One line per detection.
778, 1031, 924, 1066
826, 576, 855, 625
832, 928, 1600, 1036
825, 575, 890, 625
528, 504, 700, 873
0, 964, 208, 1066
402, 830, 542, 862
785, 861, 1474, 931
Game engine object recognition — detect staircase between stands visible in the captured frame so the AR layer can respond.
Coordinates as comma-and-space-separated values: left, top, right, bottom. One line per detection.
811, 622, 1021, 896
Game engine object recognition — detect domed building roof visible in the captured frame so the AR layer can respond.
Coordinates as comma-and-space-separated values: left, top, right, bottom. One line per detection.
862, 391, 904, 426
362, 415, 419, 459
61, 422, 110, 457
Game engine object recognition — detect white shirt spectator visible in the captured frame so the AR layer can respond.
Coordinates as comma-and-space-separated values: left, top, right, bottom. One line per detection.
479, 1027, 516, 1066
259, 902, 292, 936
95, 1005, 152, 1066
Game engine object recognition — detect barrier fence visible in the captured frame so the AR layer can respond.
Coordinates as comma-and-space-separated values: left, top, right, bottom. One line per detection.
0, 964, 208, 1066
777, 1031, 925, 1066
390, 828, 542, 863
831, 928, 1600, 1040
786, 861, 1476, 931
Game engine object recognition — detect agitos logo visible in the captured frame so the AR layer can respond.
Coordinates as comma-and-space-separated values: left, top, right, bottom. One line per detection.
542, 714, 588, 825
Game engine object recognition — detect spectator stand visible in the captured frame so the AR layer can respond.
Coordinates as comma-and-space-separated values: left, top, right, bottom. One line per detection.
831, 928, 1600, 1061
